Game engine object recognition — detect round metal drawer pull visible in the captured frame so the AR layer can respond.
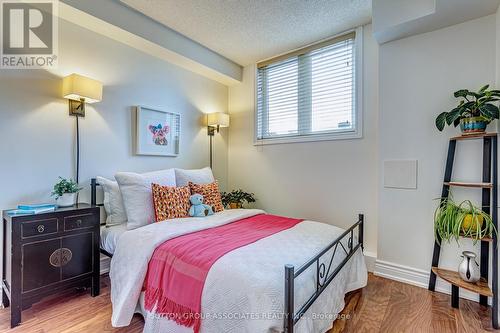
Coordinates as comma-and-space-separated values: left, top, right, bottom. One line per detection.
60, 248, 73, 266
37, 225, 45, 233
49, 249, 61, 267
49, 248, 73, 267
76, 220, 82, 227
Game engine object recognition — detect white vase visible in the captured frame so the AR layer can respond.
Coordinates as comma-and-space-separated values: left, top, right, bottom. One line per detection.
57, 193, 76, 207
458, 251, 480, 283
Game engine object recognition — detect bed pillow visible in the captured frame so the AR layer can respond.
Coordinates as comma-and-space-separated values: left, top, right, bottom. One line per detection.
175, 167, 215, 187
189, 181, 224, 212
151, 183, 191, 221
96, 176, 127, 226
115, 169, 176, 230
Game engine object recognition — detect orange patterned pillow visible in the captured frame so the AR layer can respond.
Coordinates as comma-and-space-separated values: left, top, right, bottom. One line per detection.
151, 183, 191, 221
189, 181, 224, 212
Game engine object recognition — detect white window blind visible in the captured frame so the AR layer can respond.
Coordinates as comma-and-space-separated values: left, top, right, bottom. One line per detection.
256, 31, 358, 142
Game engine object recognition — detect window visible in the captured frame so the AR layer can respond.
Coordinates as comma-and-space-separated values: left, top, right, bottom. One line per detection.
256, 29, 361, 144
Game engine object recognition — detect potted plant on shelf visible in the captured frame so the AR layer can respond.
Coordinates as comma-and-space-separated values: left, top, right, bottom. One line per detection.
52, 177, 81, 207
221, 190, 256, 209
435, 85, 500, 135
434, 197, 496, 244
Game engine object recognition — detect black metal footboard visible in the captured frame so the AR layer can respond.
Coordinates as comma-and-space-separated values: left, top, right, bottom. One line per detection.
284, 214, 364, 333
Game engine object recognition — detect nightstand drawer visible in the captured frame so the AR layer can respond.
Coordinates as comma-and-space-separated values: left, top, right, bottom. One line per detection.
21, 218, 58, 239
64, 214, 95, 231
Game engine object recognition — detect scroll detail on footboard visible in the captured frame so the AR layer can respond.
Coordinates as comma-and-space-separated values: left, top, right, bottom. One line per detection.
284, 214, 364, 333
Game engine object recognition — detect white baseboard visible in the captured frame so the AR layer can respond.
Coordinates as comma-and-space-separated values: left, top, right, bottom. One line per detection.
374, 259, 488, 304
364, 251, 376, 272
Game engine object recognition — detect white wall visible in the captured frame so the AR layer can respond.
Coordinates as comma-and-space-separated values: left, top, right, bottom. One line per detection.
377, 14, 497, 278
373, 0, 435, 32
497, 6, 500, 87
227, 24, 379, 257
373, 0, 500, 44
0, 18, 229, 211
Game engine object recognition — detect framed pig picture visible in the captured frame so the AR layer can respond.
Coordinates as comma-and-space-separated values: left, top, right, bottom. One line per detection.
136, 106, 180, 156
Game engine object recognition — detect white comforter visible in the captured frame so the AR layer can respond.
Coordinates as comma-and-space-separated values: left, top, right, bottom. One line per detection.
110, 209, 367, 333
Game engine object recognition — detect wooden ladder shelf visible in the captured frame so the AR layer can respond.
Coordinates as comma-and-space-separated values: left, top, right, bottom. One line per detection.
428, 133, 498, 329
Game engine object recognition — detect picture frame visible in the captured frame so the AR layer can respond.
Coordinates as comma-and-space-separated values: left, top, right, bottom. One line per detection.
136, 106, 180, 156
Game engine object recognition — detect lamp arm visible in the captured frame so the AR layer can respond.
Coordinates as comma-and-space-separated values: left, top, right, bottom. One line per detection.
209, 134, 213, 169
76, 115, 80, 184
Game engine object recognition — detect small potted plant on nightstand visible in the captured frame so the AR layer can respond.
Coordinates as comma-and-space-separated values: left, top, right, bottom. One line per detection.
221, 190, 256, 209
52, 177, 81, 207
435, 85, 500, 135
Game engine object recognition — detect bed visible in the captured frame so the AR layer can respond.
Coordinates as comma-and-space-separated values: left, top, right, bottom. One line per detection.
100, 224, 127, 256
92, 179, 367, 333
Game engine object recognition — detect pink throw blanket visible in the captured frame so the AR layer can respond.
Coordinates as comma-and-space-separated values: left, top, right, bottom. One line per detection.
143, 214, 303, 332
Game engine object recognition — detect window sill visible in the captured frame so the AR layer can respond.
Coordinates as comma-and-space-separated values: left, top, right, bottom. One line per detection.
253, 130, 362, 146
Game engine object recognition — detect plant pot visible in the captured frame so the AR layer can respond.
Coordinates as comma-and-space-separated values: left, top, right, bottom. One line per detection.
57, 193, 76, 207
459, 117, 488, 135
229, 202, 242, 209
461, 214, 483, 233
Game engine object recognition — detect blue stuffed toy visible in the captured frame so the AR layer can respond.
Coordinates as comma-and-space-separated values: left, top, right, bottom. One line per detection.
188, 194, 214, 217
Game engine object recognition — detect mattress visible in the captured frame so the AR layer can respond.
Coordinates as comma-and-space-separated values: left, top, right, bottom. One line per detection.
100, 224, 128, 255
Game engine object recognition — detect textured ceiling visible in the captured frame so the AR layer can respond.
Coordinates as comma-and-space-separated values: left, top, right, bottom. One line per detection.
119, 0, 372, 66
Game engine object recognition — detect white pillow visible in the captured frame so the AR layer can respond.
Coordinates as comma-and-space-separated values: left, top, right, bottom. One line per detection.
115, 169, 176, 230
96, 176, 127, 226
175, 167, 215, 187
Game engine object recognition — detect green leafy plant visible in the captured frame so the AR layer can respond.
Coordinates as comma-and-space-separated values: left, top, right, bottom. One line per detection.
434, 197, 496, 244
435, 85, 500, 131
221, 190, 256, 208
51, 177, 81, 199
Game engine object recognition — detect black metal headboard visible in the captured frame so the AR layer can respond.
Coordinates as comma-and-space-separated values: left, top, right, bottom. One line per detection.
90, 178, 104, 207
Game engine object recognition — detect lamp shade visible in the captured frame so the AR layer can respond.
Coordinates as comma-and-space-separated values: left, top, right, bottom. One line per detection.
207, 112, 230, 128
62, 73, 103, 104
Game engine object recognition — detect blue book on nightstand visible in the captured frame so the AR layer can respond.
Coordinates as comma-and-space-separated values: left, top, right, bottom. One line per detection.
7, 204, 56, 216
17, 204, 56, 210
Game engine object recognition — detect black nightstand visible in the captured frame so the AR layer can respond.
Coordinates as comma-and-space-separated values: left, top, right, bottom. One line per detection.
1, 203, 100, 328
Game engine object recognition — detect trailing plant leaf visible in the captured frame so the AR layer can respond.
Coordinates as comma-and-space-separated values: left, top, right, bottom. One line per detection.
479, 104, 499, 120
445, 107, 461, 125
454, 89, 469, 99
479, 84, 489, 93
435, 112, 447, 131
434, 196, 496, 245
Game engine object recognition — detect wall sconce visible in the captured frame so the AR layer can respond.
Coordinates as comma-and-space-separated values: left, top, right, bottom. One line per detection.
207, 112, 230, 169
62, 73, 103, 117
62, 73, 103, 185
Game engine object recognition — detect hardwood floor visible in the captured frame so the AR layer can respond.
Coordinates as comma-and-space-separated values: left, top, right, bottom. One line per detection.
0, 278, 144, 333
0, 274, 496, 332
329, 274, 496, 333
